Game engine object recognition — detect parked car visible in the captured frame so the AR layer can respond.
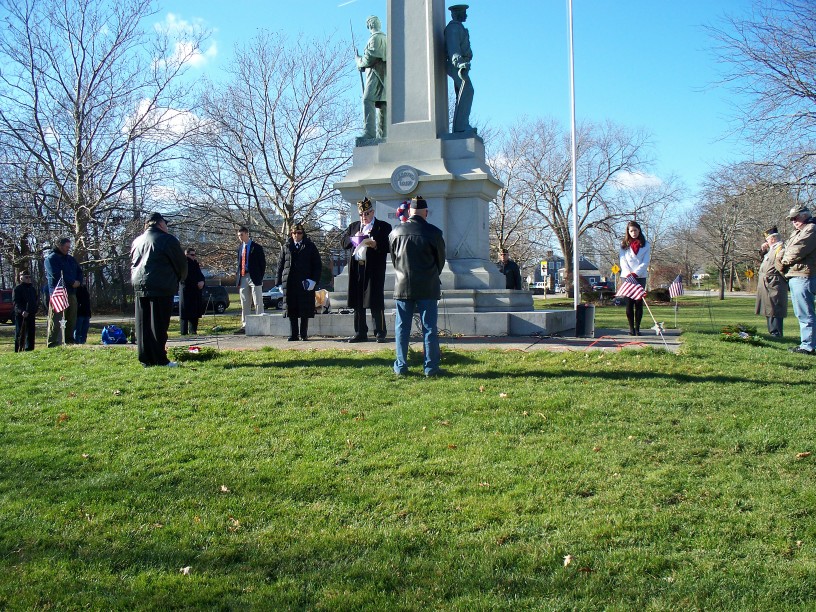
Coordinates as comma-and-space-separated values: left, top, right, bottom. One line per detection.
262, 286, 284, 310
172, 285, 230, 315
591, 281, 615, 298
0, 288, 13, 323
531, 281, 547, 295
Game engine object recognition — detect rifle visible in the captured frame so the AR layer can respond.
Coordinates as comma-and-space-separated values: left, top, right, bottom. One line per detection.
350, 20, 364, 93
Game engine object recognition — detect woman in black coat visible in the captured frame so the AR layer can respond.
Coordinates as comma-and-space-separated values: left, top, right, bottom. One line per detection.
179, 248, 205, 335
276, 223, 323, 341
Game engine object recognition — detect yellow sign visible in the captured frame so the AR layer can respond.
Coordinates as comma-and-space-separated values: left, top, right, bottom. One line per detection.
611, 264, 620, 275
745, 269, 754, 279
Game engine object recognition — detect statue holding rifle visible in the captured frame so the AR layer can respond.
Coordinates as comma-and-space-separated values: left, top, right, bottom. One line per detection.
445, 4, 474, 134
355, 15, 387, 140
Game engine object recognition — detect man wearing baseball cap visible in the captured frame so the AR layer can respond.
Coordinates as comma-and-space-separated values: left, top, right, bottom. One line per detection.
777, 205, 816, 354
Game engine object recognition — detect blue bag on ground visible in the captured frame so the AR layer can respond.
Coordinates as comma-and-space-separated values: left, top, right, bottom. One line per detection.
101, 325, 127, 345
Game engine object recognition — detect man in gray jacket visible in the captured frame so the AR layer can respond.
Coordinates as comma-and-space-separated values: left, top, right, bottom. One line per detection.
388, 196, 446, 376
131, 212, 187, 367
777, 204, 816, 354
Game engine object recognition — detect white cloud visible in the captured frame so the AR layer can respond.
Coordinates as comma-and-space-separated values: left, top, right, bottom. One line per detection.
154, 13, 216, 69
125, 99, 203, 142
613, 171, 663, 190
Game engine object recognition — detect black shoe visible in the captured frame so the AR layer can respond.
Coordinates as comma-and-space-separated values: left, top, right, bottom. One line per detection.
629, 328, 636, 335
300, 336, 308, 341
635, 330, 641, 336
789, 346, 815, 355
425, 369, 446, 378
287, 336, 298, 341
235, 328, 246, 335
375, 336, 387, 343
346, 335, 368, 343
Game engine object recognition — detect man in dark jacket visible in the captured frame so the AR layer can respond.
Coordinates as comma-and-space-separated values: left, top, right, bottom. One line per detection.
236, 226, 266, 333
180, 247, 205, 335
498, 248, 522, 290
44, 237, 83, 347
388, 195, 446, 376
131, 212, 187, 367
13, 270, 38, 352
341, 197, 392, 342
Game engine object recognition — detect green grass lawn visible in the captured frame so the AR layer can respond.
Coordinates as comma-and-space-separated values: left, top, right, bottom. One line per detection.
1, 297, 814, 609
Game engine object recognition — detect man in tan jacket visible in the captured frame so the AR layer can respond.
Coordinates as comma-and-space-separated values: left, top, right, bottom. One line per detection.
777, 205, 816, 354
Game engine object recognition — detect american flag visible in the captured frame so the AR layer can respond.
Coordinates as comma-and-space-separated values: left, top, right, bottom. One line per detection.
669, 274, 684, 299
49, 278, 69, 313
615, 276, 646, 300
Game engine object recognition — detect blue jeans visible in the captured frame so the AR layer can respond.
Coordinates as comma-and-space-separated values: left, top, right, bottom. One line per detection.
394, 299, 440, 375
788, 276, 816, 350
74, 316, 90, 344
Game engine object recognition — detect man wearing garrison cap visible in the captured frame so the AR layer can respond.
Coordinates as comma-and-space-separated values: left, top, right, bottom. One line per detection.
756, 226, 787, 337
340, 197, 392, 342
388, 196, 446, 376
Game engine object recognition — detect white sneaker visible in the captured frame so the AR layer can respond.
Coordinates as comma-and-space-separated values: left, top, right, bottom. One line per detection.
165, 361, 179, 367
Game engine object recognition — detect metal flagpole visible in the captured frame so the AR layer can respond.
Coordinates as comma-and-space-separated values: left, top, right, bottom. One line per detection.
568, 0, 579, 310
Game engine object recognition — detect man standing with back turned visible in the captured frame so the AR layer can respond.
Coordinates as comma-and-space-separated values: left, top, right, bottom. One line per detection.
389, 196, 446, 377
131, 212, 187, 367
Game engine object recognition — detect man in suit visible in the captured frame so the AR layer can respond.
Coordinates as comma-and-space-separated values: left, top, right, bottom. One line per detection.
236, 226, 266, 333
341, 197, 392, 342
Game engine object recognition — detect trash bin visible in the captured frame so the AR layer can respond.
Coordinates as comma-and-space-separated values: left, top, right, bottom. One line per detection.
575, 304, 595, 338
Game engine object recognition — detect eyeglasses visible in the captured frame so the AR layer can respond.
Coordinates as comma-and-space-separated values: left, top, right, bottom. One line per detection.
360, 210, 374, 216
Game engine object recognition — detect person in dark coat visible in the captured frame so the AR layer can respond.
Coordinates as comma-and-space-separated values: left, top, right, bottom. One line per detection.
180, 247, 205, 335
497, 248, 522, 290
235, 226, 266, 332
13, 270, 38, 352
276, 222, 323, 341
755, 227, 787, 337
73, 281, 91, 344
44, 237, 83, 347
131, 212, 187, 367
340, 197, 392, 342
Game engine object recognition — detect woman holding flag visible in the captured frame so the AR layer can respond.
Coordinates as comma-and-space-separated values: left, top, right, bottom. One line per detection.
619, 221, 650, 336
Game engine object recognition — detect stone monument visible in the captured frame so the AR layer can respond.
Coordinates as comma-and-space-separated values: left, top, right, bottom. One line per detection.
248, 0, 574, 337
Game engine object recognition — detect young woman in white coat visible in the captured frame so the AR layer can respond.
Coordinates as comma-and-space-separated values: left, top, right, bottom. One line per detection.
619, 220, 650, 335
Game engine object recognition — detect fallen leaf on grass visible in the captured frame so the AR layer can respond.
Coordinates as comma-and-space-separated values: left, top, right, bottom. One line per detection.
478, 386, 485, 392
439, 420, 450, 426
180, 566, 192, 575
220, 485, 230, 493
592, 446, 601, 452
339, 409, 349, 415
447, 444, 458, 449
563, 554, 573, 567
796, 452, 812, 459
578, 567, 593, 573
797, 540, 803, 548
499, 393, 508, 398
57, 413, 69, 424
228, 517, 240, 532
478, 482, 490, 488
68, 392, 76, 398
113, 390, 121, 396
81, 453, 89, 459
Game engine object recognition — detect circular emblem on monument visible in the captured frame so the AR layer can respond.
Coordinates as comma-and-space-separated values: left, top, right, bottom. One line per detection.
390, 165, 419, 195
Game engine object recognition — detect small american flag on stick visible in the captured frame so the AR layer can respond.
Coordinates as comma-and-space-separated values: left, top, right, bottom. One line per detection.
669, 275, 684, 299
615, 276, 646, 301
49, 278, 69, 313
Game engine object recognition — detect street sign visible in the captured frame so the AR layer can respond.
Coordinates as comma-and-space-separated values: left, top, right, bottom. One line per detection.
745, 269, 754, 279
611, 264, 620, 275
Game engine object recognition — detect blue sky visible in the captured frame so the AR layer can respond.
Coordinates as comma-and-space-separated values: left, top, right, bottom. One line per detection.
161, 0, 757, 205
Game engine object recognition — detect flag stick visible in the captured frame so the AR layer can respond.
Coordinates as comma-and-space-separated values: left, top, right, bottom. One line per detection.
641, 298, 670, 350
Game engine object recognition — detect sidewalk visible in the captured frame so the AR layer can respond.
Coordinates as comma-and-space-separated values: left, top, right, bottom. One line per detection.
166, 327, 681, 353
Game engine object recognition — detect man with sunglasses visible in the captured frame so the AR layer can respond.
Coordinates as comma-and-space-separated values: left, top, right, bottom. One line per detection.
340, 197, 392, 343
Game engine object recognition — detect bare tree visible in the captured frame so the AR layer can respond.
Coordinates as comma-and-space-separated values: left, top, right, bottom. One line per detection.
0, 0, 207, 294
711, 0, 816, 181
179, 30, 356, 259
507, 118, 661, 292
